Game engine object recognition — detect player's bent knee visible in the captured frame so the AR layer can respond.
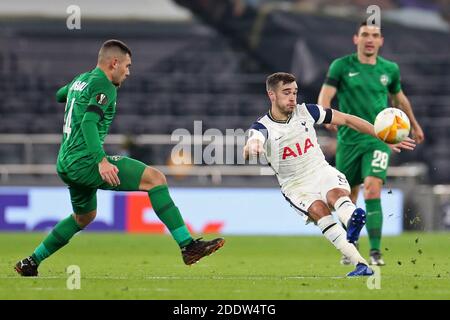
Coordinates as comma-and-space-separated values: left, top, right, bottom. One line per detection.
308, 200, 331, 223
73, 210, 96, 228
363, 177, 382, 199
140, 166, 167, 191
326, 188, 350, 208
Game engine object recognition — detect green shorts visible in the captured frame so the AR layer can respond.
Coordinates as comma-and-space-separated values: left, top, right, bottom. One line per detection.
57, 155, 147, 214
335, 141, 391, 188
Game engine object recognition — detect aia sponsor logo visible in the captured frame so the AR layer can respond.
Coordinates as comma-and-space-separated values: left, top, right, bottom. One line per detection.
282, 138, 314, 160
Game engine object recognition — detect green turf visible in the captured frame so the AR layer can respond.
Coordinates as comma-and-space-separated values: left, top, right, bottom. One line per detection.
1, 232, 449, 299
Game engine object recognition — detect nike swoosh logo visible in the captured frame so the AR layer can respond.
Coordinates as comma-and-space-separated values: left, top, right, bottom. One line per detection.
275, 136, 283, 141
349, 72, 360, 77
332, 235, 341, 242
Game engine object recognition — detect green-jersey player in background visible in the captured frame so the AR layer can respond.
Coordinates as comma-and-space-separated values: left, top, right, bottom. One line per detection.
318, 22, 424, 266
15, 40, 224, 277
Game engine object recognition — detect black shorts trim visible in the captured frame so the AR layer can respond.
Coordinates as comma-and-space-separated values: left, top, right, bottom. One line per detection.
281, 192, 310, 217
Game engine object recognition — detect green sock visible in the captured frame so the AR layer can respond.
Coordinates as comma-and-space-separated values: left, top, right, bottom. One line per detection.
148, 185, 193, 248
365, 198, 383, 251
32, 215, 82, 265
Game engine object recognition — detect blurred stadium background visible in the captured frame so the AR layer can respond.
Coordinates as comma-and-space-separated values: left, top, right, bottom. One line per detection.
0, 0, 449, 270
1, 0, 449, 233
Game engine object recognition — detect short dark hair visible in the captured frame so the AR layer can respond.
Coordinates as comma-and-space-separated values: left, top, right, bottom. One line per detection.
357, 21, 382, 35
266, 72, 296, 91
100, 39, 132, 57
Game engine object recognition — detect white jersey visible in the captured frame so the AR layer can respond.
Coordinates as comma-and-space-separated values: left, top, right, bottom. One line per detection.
248, 103, 333, 192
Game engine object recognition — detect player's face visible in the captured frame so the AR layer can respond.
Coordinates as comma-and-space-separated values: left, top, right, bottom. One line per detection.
354, 26, 383, 57
271, 81, 298, 115
112, 54, 131, 87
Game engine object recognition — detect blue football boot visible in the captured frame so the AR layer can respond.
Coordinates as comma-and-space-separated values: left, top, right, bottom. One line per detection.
346, 208, 366, 243
347, 263, 374, 277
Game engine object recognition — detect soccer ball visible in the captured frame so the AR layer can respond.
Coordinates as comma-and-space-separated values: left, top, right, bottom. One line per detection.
374, 108, 411, 144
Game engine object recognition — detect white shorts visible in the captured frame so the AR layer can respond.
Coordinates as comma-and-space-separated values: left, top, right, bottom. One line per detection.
281, 166, 350, 222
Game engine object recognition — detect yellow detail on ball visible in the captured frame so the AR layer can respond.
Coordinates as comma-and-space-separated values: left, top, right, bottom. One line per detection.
374, 108, 411, 144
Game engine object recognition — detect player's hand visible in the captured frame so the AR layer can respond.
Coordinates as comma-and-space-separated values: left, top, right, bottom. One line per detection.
248, 140, 264, 157
389, 137, 416, 153
411, 123, 425, 144
324, 123, 338, 132
98, 158, 120, 186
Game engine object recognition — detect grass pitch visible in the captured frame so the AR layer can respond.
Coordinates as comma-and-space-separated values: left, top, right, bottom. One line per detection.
1, 232, 449, 299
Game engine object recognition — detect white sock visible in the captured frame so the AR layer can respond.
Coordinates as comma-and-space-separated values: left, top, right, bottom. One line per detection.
334, 196, 356, 228
317, 215, 368, 266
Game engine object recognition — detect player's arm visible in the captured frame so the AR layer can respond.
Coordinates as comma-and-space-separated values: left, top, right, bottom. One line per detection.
390, 90, 424, 143
317, 84, 338, 132
388, 63, 424, 144
56, 84, 69, 103
80, 111, 106, 163
330, 109, 374, 136
81, 87, 120, 186
318, 84, 337, 108
319, 59, 342, 132
243, 123, 267, 160
330, 109, 416, 153
81, 112, 120, 186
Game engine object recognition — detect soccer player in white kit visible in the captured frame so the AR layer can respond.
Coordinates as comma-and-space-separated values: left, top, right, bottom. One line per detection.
244, 73, 415, 276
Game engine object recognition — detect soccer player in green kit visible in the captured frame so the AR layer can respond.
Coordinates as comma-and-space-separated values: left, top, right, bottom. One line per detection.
15, 40, 225, 277
318, 22, 424, 266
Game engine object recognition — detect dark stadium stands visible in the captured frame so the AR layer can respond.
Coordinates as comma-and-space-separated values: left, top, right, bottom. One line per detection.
0, 18, 449, 182
0, 21, 267, 136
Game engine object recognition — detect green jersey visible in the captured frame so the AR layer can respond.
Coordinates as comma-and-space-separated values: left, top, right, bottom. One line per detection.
325, 53, 402, 144
56, 67, 117, 173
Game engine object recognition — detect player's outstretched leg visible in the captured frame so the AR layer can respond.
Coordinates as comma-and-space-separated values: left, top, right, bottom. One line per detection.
316, 213, 373, 277
143, 167, 225, 265
15, 214, 85, 277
